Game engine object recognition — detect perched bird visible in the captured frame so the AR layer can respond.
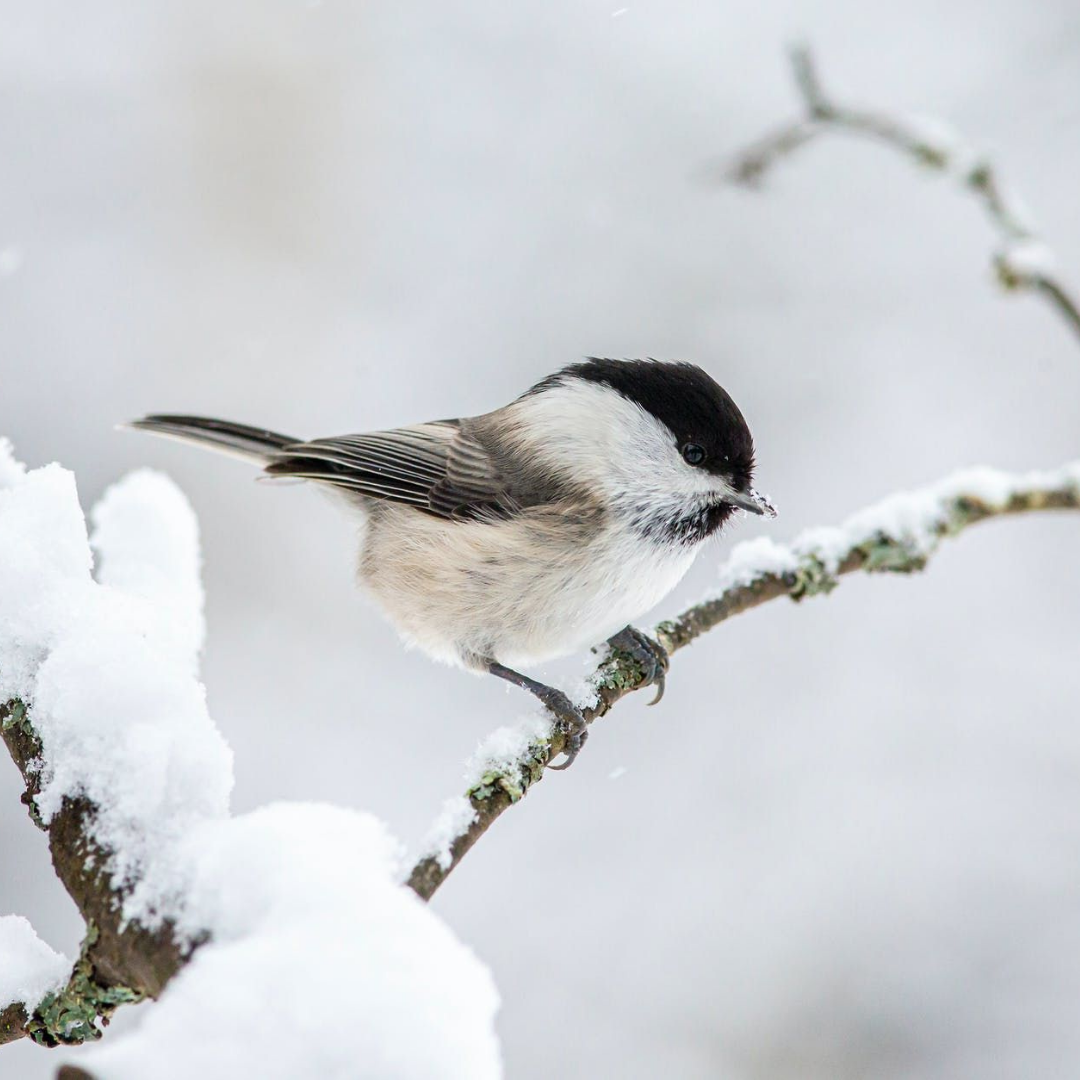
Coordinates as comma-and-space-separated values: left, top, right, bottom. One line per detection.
129, 358, 774, 767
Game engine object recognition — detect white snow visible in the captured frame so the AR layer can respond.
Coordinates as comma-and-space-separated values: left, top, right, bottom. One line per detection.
901, 113, 963, 159
419, 669, 602, 867
0, 451, 233, 922
0, 439, 25, 489
464, 714, 554, 788
713, 536, 800, 590
412, 714, 557, 881
1, 442, 503, 1074
0, 915, 69, 1012
74, 805, 501, 1080
998, 238, 1058, 279
896, 114, 983, 179
90, 469, 205, 665
715, 462, 1080, 592
991, 188, 1040, 236
416, 795, 477, 871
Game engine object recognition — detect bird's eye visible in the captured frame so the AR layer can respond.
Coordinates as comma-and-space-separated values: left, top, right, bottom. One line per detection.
681, 443, 706, 466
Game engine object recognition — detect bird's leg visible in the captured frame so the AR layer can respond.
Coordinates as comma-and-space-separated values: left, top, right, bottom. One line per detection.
486, 661, 588, 770
603, 626, 670, 704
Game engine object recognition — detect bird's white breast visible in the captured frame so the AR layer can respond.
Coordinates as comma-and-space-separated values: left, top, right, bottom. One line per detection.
356, 502, 697, 671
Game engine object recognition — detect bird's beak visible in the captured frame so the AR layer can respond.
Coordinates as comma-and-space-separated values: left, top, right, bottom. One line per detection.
725, 487, 777, 517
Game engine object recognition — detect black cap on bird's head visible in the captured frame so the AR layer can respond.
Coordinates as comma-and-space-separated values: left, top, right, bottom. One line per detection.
547, 358, 774, 517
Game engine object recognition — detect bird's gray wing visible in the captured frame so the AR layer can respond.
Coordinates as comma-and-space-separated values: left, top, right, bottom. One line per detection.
263, 420, 516, 521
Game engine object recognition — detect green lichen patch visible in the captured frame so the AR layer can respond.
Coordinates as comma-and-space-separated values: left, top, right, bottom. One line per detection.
913, 143, 950, 170
943, 497, 989, 533
857, 534, 930, 574
1, 699, 36, 742
1, 699, 47, 827
593, 650, 647, 695
653, 620, 680, 653
26, 925, 143, 1047
787, 556, 837, 600
467, 741, 548, 805
995, 254, 1027, 291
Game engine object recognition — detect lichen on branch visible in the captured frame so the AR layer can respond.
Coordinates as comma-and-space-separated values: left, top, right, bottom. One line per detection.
407, 462, 1080, 901
1, 698, 181, 1048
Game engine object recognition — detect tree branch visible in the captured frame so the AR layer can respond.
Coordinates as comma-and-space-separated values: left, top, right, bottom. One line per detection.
3, 469, 1077, 1054
0, 701, 186, 1047
2, 48, 1076, 1077
406, 463, 1080, 901
721, 45, 1080, 343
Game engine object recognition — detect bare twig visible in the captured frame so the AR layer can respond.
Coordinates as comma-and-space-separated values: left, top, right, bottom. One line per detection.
721, 45, 1080, 343
406, 464, 1080, 900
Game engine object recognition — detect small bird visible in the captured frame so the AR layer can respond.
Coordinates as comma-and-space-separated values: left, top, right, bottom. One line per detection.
129, 358, 774, 767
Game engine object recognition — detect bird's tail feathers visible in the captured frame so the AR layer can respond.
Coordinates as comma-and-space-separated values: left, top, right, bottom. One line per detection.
124, 415, 297, 465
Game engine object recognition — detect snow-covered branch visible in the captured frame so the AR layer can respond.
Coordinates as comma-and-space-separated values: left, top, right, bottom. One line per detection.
0, 696, 183, 1047
720, 45, 1080, 343
406, 462, 1080, 900
3, 436, 1078, 1072
0, 459, 208, 1048
0, 445, 500, 1076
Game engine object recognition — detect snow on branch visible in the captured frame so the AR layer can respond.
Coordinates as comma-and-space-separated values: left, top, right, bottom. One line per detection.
3, 444, 1078, 1070
719, 45, 1080, 343
0, 454, 216, 1048
0, 443, 501, 1077
0, 917, 69, 1043
406, 461, 1080, 900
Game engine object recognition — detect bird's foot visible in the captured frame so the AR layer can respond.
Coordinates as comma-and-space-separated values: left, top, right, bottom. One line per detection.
604, 626, 670, 704
485, 660, 589, 770
535, 686, 588, 771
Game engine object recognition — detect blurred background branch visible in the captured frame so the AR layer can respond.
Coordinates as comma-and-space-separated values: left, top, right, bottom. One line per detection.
723, 45, 1080, 343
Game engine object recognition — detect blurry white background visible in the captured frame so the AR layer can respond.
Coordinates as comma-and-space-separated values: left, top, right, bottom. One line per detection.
2, 1, 1079, 1077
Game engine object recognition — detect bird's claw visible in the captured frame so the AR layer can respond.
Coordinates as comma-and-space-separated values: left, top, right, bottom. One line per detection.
547, 721, 587, 770
605, 626, 670, 704
540, 692, 588, 771
485, 659, 589, 771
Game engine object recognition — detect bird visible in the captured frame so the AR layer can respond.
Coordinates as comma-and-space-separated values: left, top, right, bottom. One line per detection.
128, 358, 774, 768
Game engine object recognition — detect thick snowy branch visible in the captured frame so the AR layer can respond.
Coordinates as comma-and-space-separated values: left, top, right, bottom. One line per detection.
1, 699, 186, 1047
0, 460, 208, 1048
720, 45, 1080, 343
0, 448, 501, 1075
406, 462, 1080, 900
